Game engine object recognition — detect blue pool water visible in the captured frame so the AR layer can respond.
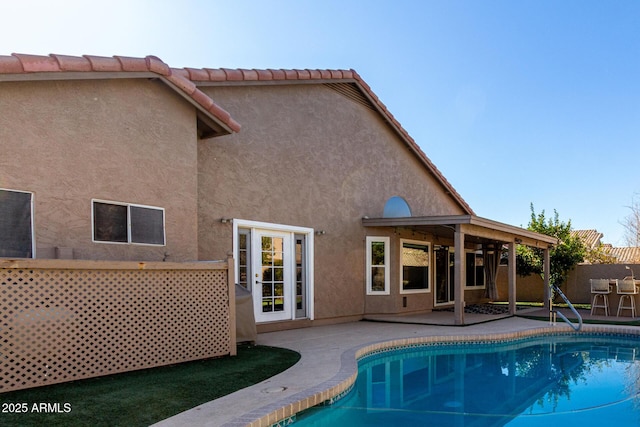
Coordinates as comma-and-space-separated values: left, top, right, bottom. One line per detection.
294, 334, 640, 426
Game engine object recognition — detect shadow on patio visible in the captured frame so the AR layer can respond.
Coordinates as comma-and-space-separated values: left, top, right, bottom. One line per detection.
363, 303, 640, 326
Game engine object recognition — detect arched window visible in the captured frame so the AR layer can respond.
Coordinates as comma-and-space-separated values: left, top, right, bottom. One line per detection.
382, 196, 412, 218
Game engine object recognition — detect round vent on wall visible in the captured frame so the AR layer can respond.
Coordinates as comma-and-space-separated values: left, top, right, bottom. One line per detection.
383, 196, 412, 218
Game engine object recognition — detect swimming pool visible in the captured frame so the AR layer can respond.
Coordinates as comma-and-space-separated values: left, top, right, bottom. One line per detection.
293, 334, 640, 426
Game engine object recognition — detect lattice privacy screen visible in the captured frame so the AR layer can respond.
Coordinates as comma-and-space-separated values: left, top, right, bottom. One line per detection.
1, 263, 232, 392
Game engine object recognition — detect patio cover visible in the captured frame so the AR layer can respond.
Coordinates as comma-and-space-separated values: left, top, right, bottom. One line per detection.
362, 214, 558, 325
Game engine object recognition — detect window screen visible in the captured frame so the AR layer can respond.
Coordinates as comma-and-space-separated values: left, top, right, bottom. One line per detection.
0, 189, 33, 258
130, 205, 165, 245
93, 202, 128, 242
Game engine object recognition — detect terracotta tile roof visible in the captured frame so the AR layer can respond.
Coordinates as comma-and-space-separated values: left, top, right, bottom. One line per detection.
173, 67, 474, 215
571, 229, 604, 249
608, 247, 640, 264
0, 53, 240, 134
572, 229, 640, 263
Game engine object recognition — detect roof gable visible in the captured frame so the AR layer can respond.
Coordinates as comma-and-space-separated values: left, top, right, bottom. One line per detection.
173, 67, 473, 215
0, 53, 240, 137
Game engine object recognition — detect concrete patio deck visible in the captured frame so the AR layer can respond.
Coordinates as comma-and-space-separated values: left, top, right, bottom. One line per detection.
152, 314, 640, 427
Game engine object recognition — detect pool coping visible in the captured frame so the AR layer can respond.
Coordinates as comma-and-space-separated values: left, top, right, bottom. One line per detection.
232, 324, 640, 427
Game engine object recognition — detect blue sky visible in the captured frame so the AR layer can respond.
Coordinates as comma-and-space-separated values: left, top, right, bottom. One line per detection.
2, 0, 639, 244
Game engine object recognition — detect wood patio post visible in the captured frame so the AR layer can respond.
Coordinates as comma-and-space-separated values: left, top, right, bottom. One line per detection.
454, 225, 466, 325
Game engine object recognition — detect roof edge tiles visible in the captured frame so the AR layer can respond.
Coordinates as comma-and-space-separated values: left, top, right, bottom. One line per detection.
177, 66, 473, 215
0, 53, 240, 134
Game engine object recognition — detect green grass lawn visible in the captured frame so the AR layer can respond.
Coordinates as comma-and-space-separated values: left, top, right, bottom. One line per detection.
0, 344, 300, 427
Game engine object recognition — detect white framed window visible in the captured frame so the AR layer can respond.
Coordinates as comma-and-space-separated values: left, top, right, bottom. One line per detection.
465, 250, 485, 289
400, 239, 430, 294
92, 200, 165, 246
366, 236, 390, 295
0, 188, 35, 258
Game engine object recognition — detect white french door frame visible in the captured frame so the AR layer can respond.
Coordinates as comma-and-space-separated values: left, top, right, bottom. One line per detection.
233, 219, 314, 322
434, 245, 455, 307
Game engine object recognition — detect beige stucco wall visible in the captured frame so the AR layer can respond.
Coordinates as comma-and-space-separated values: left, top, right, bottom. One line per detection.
496, 263, 640, 305
496, 265, 545, 302
565, 263, 639, 304
197, 83, 467, 322
0, 78, 199, 261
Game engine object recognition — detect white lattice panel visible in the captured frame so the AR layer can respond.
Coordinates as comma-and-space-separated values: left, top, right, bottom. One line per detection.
1, 266, 231, 392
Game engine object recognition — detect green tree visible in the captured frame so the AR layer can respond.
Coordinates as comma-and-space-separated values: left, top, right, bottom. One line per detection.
516, 204, 586, 287
583, 243, 616, 264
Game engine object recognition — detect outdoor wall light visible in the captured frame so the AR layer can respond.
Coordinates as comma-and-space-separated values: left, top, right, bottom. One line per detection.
315, 230, 326, 235
626, 265, 635, 279
220, 218, 233, 224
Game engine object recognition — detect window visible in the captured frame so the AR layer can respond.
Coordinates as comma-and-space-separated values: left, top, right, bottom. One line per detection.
366, 236, 389, 295
0, 189, 34, 258
92, 200, 165, 245
401, 240, 430, 294
465, 251, 485, 288
237, 228, 251, 290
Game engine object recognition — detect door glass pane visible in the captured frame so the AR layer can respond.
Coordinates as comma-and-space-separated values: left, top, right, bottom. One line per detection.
295, 235, 306, 317
261, 235, 286, 314
435, 247, 451, 304
273, 237, 283, 265
262, 283, 272, 297
274, 267, 283, 281
274, 283, 284, 296
449, 252, 455, 301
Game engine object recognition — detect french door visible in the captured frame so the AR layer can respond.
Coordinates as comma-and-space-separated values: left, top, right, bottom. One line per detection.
235, 220, 313, 323
252, 230, 293, 322
434, 246, 455, 306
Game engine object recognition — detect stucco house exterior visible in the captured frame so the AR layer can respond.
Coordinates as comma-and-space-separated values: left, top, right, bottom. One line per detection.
0, 53, 556, 332
0, 53, 238, 263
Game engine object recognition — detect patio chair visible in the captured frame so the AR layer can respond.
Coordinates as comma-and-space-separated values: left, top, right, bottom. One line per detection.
617, 278, 639, 317
590, 279, 612, 316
